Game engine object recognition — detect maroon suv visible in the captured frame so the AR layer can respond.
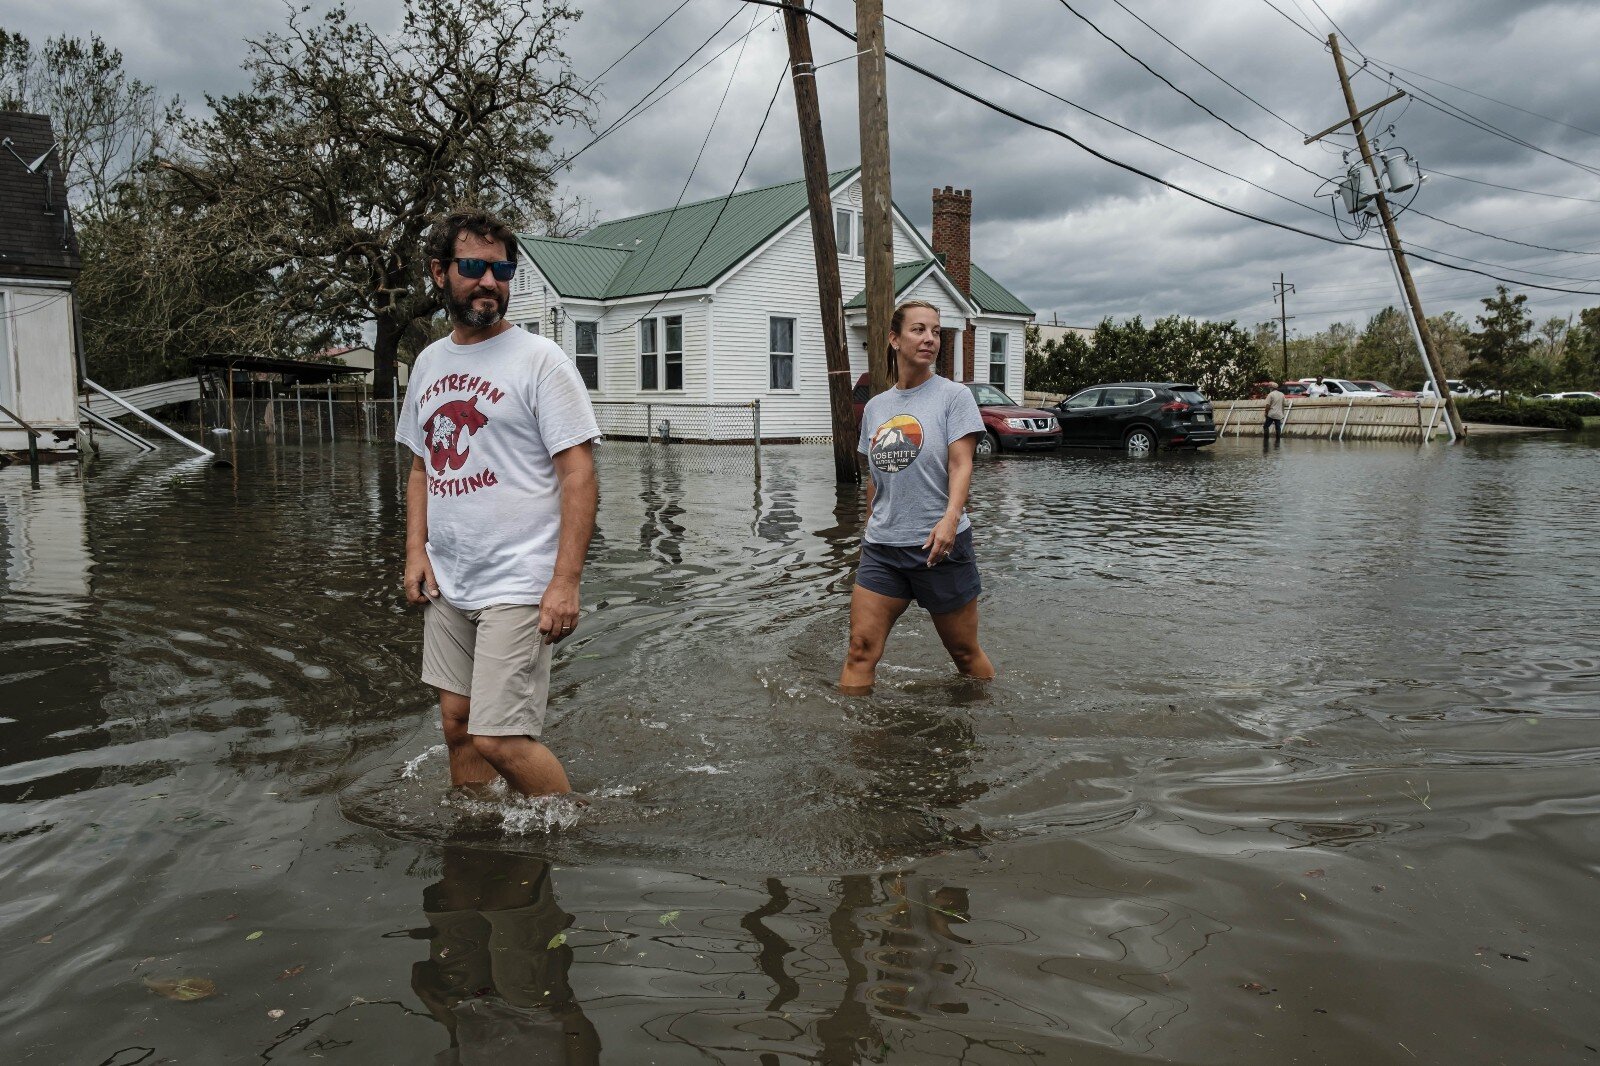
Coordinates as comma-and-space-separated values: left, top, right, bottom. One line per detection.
851, 375, 1061, 455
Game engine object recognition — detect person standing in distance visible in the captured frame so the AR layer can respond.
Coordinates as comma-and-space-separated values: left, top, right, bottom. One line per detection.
1263, 382, 1286, 446
396, 208, 601, 796
839, 299, 996, 694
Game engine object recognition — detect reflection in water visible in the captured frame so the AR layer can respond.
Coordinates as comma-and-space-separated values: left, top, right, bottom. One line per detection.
6, 435, 1600, 1064
411, 848, 600, 1063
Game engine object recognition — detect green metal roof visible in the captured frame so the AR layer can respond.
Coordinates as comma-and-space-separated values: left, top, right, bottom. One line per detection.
845, 258, 1033, 318
971, 263, 1033, 316
519, 168, 1032, 316
516, 237, 632, 300
536, 168, 857, 299
844, 259, 937, 309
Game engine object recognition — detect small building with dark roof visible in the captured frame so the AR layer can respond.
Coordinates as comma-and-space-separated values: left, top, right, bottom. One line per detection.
0, 111, 80, 456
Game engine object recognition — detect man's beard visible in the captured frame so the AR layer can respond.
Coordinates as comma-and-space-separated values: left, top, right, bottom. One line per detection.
446, 287, 507, 328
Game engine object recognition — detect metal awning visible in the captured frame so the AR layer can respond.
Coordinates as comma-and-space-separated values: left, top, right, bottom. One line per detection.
190, 354, 358, 385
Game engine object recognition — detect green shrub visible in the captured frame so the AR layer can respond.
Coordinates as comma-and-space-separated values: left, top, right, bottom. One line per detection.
1541, 396, 1600, 417
1457, 397, 1583, 430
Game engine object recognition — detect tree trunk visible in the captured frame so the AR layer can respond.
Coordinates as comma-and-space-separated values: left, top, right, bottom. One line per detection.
373, 312, 403, 401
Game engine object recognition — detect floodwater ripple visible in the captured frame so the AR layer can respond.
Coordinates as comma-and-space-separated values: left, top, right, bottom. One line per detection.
3, 431, 1599, 1062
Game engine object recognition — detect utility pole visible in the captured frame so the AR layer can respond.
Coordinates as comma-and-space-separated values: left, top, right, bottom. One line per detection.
782, 0, 858, 483
1273, 273, 1295, 382
856, 0, 894, 395
1312, 34, 1465, 440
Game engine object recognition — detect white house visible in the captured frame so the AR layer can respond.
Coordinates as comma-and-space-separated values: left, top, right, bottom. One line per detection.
508, 168, 1034, 440
0, 112, 80, 457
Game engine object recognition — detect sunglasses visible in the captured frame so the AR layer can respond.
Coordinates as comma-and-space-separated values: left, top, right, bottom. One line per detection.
446, 257, 517, 282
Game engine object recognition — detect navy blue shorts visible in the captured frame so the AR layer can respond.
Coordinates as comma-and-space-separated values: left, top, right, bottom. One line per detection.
856, 527, 981, 615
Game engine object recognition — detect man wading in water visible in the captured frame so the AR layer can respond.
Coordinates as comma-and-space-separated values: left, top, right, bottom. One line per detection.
397, 209, 601, 796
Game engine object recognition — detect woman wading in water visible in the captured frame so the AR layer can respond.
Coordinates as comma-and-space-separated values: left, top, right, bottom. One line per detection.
840, 299, 996, 694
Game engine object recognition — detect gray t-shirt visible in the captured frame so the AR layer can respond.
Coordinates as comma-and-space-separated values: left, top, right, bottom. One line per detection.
857, 375, 986, 546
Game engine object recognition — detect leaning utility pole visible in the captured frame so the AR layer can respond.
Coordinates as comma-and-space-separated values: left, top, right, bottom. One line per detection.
856, 0, 894, 395
1312, 34, 1465, 440
1273, 273, 1295, 382
782, 0, 858, 483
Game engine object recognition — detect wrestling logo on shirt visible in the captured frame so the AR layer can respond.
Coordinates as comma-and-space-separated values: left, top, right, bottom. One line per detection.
870, 415, 923, 473
424, 395, 489, 474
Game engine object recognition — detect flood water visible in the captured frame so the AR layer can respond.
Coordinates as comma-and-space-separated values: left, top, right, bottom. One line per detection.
3, 429, 1599, 1063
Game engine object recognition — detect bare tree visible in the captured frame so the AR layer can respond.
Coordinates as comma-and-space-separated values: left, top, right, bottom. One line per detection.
158, 0, 593, 396
0, 27, 180, 215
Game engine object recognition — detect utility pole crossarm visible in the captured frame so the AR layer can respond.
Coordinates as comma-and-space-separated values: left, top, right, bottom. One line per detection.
1303, 90, 1405, 145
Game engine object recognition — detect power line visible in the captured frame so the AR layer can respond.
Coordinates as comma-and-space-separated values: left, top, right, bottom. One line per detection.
882, 11, 1330, 221
1427, 169, 1600, 205
1257, 0, 1323, 42
601, 15, 777, 336
582, 0, 699, 90
1103, 0, 1308, 137
1053, 0, 1324, 180
735, 0, 1600, 298
1394, 87, 1600, 179
1406, 207, 1600, 257
1362, 56, 1600, 141
555, 5, 759, 173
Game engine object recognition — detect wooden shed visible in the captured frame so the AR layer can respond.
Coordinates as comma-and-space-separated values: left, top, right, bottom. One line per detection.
0, 111, 81, 458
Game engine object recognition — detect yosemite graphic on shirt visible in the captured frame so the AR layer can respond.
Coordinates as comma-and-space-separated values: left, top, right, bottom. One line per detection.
416, 374, 507, 496
870, 414, 924, 473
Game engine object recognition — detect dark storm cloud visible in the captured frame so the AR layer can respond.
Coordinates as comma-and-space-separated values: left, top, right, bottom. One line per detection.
8, 0, 1600, 332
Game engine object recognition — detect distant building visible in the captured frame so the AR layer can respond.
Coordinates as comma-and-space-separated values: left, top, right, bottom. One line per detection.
509, 168, 1034, 439
1036, 318, 1096, 349
318, 344, 409, 389
0, 111, 80, 457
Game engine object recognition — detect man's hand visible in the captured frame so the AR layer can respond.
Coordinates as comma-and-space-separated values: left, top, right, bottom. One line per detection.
404, 551, 439, 605
538, 574, 580, 644
923, 514, 960, 567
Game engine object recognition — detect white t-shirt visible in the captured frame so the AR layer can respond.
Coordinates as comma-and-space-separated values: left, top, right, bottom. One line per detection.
396, 326, 601, 610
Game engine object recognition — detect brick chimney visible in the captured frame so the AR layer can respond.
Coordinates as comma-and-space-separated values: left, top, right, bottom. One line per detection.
931, 186, 976, 379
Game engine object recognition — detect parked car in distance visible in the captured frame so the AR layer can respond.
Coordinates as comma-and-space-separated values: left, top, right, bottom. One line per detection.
1351, 379, 1419, 397
1535, 391, 1600, 401
1247, 381, 1315, 399
850, 374, 1061, 456
1045, 382, 1216, 457
963, 382, 1061, 456
1296, 377, 1383, 398
1415, 378, 1474, 397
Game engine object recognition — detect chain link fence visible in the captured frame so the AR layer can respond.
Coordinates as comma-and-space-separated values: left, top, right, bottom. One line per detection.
591, 400, 763, 479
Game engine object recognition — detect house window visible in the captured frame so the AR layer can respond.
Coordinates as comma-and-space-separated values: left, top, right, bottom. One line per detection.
638, 314, 683, 392
574, 320, 598, 390
833, 207, 858, 258
525, 319, 540, 335
0, 292, 13, 411
989, 331, 1008, 387
770, 316, 796, 390
664, 315, 683, 391
639, 318, 658, 390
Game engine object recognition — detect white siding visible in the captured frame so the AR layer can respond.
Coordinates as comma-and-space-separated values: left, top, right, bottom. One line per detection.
0, 283, 78, 453
506, 260, 556, 340
978, 318, 1027, 398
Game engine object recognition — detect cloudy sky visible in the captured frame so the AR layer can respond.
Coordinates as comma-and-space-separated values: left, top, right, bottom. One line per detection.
11, 0, 1600, 338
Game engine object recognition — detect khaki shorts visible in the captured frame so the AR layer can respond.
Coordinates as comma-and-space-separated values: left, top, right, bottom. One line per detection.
422, 599, 552, 737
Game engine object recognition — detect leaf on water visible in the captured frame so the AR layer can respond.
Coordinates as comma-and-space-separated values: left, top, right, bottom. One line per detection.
144, 976, 218, 1002
1303, 868, 1326, 878
546, 931, 568, 949
267, 1008, 284, 1020
276, 965, 304, 981
658, 911, 681, 926
246, 930, 264, 941
35, 934, 53, 944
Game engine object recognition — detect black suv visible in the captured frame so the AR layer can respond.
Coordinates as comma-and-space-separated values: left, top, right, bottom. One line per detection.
1047, 382, 1217, 457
